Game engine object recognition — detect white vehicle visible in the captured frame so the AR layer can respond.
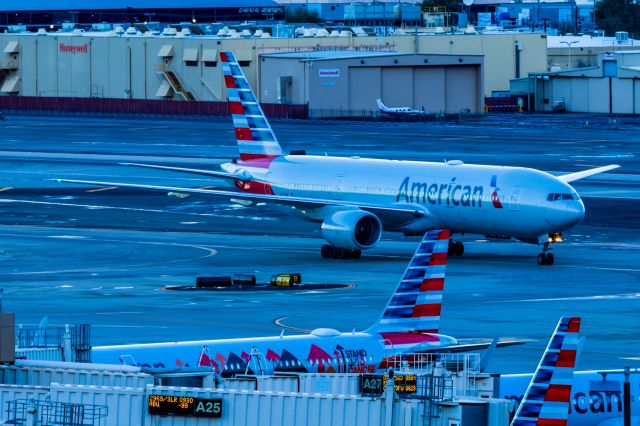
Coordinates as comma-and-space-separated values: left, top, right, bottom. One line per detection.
60, 51, 619, 265
376, 99, 429, 117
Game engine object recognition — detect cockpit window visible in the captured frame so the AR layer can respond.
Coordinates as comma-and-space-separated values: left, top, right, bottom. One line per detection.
547, 193, 576, 201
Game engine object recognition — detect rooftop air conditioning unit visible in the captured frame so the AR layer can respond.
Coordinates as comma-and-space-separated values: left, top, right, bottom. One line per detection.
616, 31, 629, 44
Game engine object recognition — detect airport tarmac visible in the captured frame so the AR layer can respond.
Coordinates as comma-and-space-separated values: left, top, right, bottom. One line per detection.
0, 113, 638, 374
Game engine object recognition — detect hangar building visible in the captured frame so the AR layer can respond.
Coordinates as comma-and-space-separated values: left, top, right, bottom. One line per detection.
512, 50, 640, 114
259, 51, 484, 116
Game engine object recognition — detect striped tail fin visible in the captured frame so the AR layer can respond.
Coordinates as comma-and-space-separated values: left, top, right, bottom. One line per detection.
511, 317, 581, 426
219, 51, 283, 164
367, 229, 450, 348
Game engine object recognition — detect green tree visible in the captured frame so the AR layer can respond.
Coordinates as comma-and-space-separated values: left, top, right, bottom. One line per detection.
285, 8, 321, 24
596, 0, 640, 36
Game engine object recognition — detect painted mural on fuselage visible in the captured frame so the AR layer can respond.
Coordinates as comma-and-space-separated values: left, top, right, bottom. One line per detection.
93, 333, 396, 377
225, 155, 583, 238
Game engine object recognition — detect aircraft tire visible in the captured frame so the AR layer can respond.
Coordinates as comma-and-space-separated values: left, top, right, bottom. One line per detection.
537, 253, 547, 266
352, 250, 362, 259
335, 247, 346, 259
454, 242, 464, 256
321, 245, 332, 259
545, 253, 555, 266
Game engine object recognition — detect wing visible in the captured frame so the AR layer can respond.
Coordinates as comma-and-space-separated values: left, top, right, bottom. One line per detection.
557, 164, 620, 183
56, 178, 432, 224
120, 163, 240, 180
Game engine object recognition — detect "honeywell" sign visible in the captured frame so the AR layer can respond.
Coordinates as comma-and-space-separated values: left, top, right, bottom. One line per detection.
319, 69, 339, 78
59, 43, 89, 53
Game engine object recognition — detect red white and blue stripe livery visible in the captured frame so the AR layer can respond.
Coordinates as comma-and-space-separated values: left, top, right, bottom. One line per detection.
512, 316, 581, 426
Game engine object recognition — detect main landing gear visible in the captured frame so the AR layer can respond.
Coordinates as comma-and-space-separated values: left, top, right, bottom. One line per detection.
537, 243, 555, 266
448, 241, 464, 257
321, 244, 362, 260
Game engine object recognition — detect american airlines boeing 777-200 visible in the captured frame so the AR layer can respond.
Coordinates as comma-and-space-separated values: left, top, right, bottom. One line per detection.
60, 51, 619, 265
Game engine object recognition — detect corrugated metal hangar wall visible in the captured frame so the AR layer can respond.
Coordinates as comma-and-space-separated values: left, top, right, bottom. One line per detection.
0, 31, 545, 102
260, 53, 483, 116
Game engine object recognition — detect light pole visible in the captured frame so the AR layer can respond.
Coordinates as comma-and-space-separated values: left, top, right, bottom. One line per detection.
560, 40, 579, 69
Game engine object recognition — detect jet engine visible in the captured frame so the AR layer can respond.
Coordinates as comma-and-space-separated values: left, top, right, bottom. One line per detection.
321, 210, 382, 250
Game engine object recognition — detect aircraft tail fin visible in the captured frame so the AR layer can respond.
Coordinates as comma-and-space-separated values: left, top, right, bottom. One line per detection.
376, 99, 388, 111
220, 51, 283, 163
367, 230, 450, 346
511, 316, 581, 426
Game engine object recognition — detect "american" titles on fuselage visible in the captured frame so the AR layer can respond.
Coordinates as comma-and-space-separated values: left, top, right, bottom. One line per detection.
396, 176, 486, 207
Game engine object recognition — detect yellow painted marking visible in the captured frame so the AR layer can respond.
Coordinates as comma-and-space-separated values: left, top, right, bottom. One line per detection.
0, 187, 13, 192
86, 186, 117, 193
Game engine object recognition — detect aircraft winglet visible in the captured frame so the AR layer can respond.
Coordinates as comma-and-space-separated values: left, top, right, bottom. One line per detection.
558, 165, 620, 183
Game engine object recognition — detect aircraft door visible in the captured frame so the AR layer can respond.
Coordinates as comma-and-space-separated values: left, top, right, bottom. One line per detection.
334, 175, 346, 200
509, 187, 523, 211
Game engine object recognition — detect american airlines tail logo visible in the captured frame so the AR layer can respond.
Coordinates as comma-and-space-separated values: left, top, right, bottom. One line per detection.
396, 176, 503, 209
490, 175, 503, 209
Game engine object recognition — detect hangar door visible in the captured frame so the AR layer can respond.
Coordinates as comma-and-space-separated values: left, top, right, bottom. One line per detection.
349, 67, 381, 111
381, 67, 413, 109
414, 67, 446, 113
445, 66, 478, 113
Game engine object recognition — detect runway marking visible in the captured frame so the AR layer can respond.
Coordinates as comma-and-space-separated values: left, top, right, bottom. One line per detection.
500, 293, 640, 303
1, 231, 218, 275
0, 199, 279, 222
86, 186, 117, 193
273, 315, 310, 333
0, 187, 13, 192
0, 198, 215, 217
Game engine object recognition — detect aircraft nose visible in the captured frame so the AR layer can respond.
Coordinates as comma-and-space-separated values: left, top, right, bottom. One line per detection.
563, 200, 585, 229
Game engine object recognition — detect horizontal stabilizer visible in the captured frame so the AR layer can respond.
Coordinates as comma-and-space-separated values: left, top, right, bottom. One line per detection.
558, 164, 620, 183
416, 338, 532, 354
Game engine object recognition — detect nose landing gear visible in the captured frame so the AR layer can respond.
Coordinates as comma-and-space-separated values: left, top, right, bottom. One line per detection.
321, 244, 362, 260
537, 243, 555, 266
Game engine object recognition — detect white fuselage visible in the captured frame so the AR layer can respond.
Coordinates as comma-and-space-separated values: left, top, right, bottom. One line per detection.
92, 329, 456, 376
227, 155, 585, 239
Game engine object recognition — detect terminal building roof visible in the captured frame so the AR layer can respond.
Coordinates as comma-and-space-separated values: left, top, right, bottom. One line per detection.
0, 0, 280, 11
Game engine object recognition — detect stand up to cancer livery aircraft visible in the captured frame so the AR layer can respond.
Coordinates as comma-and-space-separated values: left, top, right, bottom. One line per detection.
92, 230, 520, 373
60, 51, 620, 265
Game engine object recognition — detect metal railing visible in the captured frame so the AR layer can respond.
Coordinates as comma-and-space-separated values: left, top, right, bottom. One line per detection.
5, 399, 108, 426
15, 324, 91, 362
15, 324, 90, 350
383, 352, 481, 399
308, 108, 472, 122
